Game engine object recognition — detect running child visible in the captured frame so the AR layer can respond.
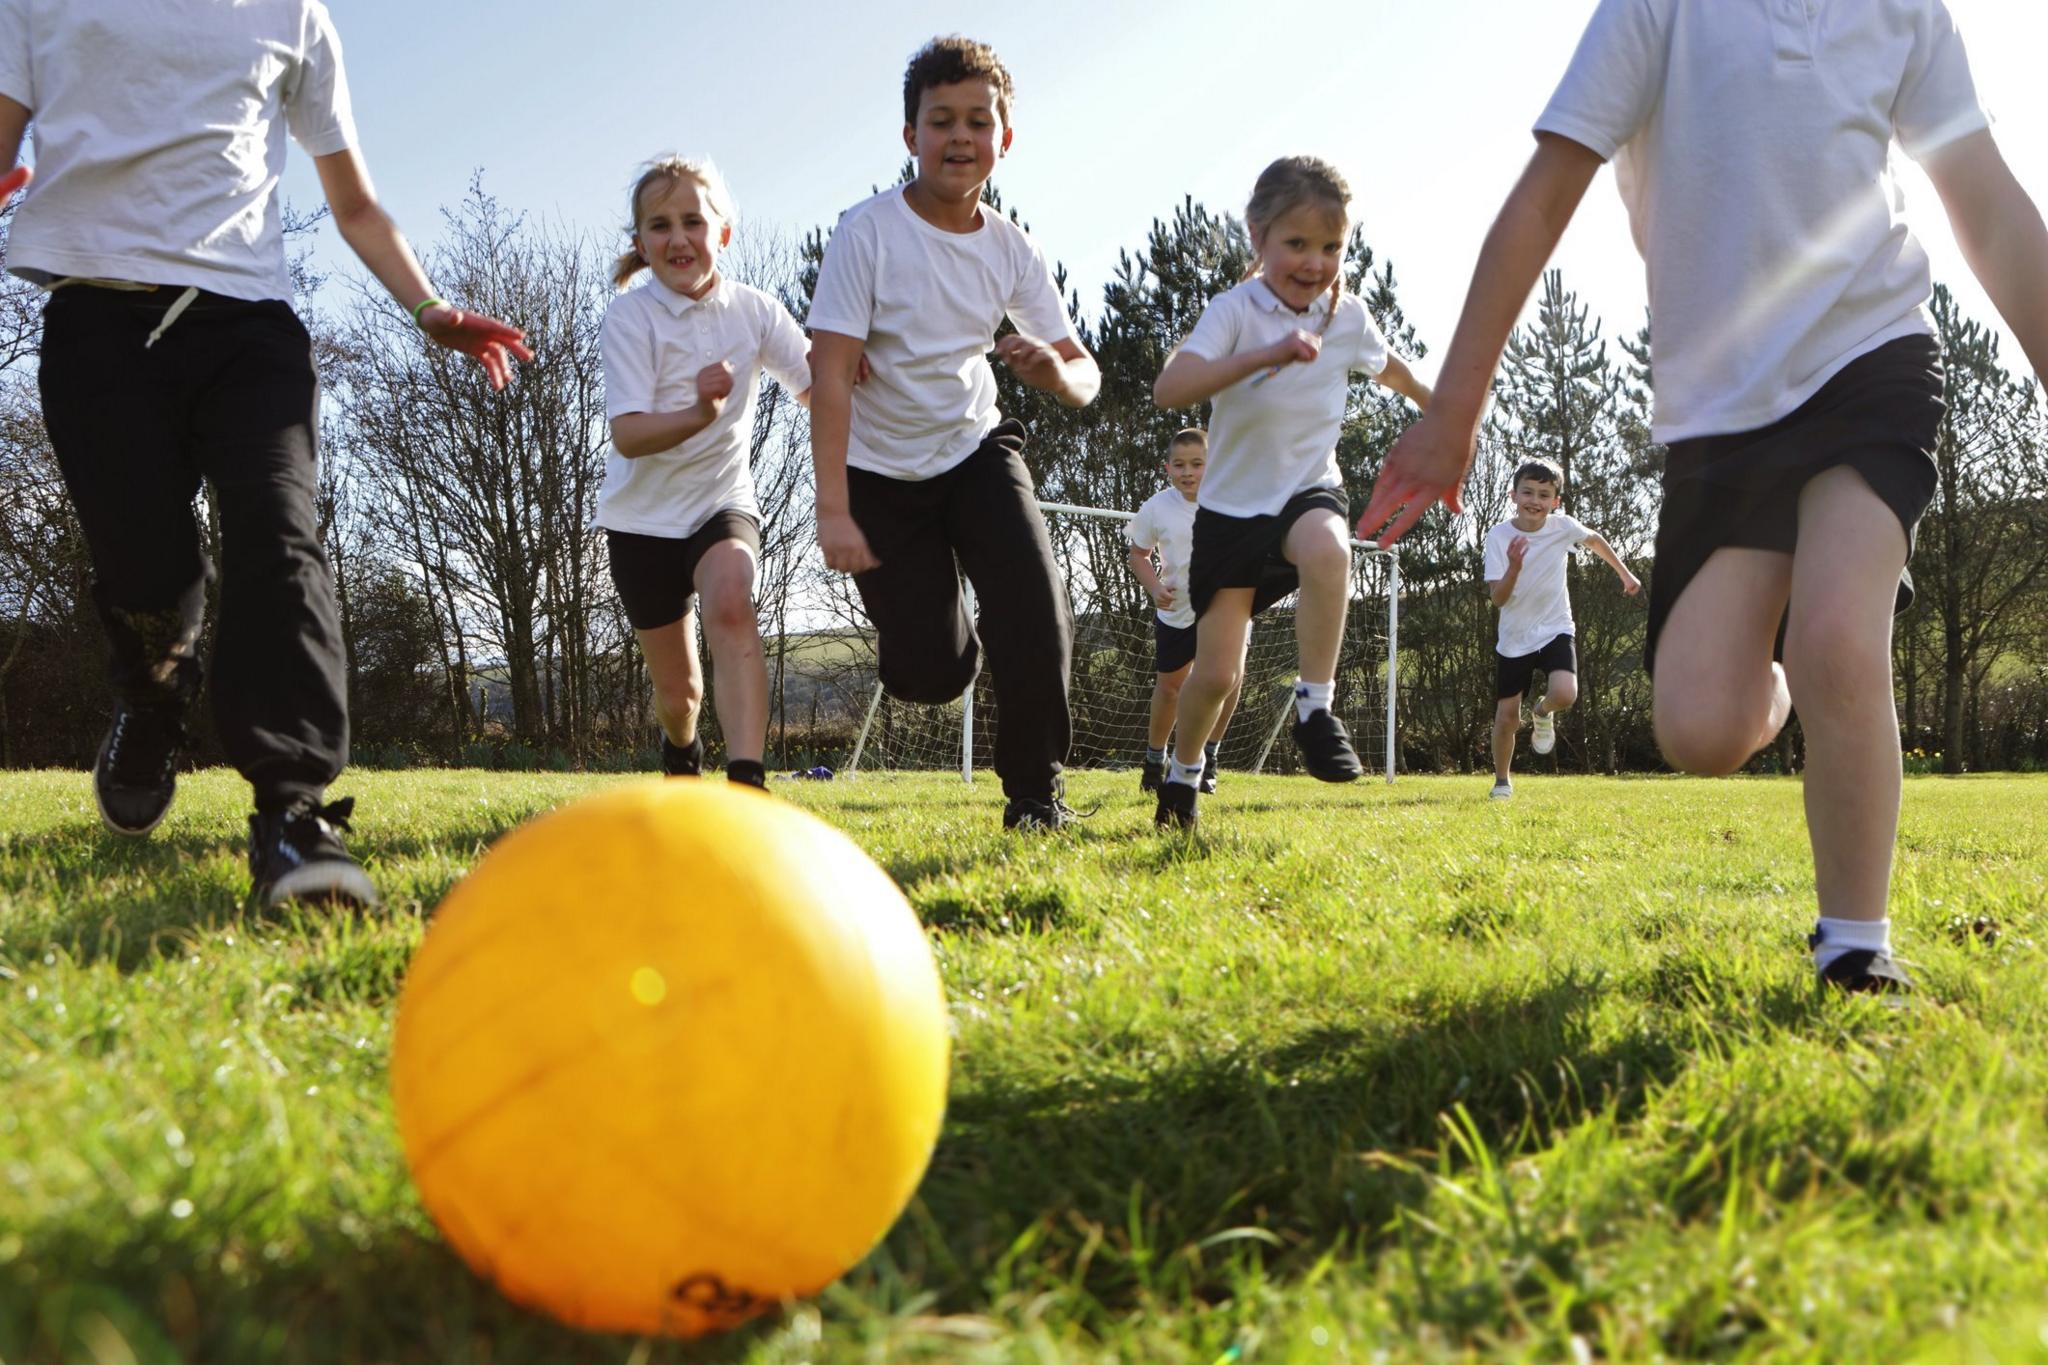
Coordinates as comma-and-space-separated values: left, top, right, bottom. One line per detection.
1359, 0, 2047, 992
0, 0, 531, 908
1483, 457, 1640, 800
808, 36, 1101, 831
1151, 155, 1431, 830
599, 156, 818, 789
1125, 428, 1241, 794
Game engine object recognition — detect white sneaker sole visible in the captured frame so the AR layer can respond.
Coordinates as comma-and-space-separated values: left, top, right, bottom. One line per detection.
260, 860, 378, 910
1531, 717, 1556, 755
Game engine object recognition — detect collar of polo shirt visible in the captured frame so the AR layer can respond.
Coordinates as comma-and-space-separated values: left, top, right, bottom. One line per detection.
646, 274, 733, 316
1247, 276, 1331, 322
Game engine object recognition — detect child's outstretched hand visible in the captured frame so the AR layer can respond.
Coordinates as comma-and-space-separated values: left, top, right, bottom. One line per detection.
418, 303, 534, 391
994, 333, 1064, 391
817, 510, 880, 575
1506, 534, 1530, 566
694, 361, 736, 414
0, 164, 32, 207
1356, 411, 1476, 547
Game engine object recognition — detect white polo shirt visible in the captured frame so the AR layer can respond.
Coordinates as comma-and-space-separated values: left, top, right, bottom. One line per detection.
1535, 0, 1988, 443
1484, 513, 1592, 659
1176, 279, 1389, 518
1125, 487, 1200, 629
0, 0, 357, 302
595, 277, 810, 539
807, 186, 1080, 482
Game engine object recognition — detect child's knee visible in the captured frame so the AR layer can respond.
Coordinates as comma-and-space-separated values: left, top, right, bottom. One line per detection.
1296, 535, 1349, 584
881, 640, 978, 705
1653, 695, 1764, 776
1157, 672, 1186, 701
653, 672, 704, 722
699, 585, 758, 641
1546, 677, 1578, 710
1783, 616, 1888, 711
1191, 655, 1240, 697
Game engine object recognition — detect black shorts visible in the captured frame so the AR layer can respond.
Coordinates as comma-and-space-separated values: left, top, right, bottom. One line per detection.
1153, 618, 1197, 673
605, 510, 761, 631
1189, 486, 1348, 619
1495, 633, 1576, 701
1645, 334, 1944, 675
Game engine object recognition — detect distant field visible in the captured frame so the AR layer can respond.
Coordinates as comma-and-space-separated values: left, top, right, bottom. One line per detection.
2, 769, 2044, 1362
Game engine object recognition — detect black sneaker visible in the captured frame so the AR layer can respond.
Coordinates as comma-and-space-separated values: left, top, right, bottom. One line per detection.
93, 700, 187, 837
1139, 758, 1164, 794
1199, 750, 1219, 795
248, 797, 377, 910
1292, 708, 1363, 783
726, 759, 767, 790
1003, 778, 1091, 833
1813, 944, 1914, 996
1154, 779, 1198, 831
661, 734, 705, 777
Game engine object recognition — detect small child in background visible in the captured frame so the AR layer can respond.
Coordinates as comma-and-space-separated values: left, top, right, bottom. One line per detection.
1482, 458, 1639, 800
1125, 428, 1240, 794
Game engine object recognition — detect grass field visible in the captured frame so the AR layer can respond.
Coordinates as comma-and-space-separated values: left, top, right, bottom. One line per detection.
2, 768, 2045, 1363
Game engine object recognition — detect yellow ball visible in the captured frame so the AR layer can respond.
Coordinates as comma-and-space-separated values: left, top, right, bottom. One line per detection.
389, 780, 950, 1338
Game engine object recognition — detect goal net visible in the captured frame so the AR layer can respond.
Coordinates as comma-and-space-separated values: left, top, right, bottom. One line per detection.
833, 502, 1399, 783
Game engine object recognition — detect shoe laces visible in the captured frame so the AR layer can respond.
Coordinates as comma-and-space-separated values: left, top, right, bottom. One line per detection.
106, 706, 182, 784
277, 796, 356, 857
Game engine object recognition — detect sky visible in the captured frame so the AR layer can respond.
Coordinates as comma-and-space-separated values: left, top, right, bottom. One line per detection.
284, 0, 2048, 378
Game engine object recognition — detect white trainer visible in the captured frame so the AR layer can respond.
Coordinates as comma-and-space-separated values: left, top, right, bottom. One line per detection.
1531, 709, 1556, 755
1489, 778, 1513, 801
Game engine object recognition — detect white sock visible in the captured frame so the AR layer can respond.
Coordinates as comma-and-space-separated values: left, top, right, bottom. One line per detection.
1168, 756, 1206, 788
1811, 916, 1891, 972
1295, 678, 1334, 722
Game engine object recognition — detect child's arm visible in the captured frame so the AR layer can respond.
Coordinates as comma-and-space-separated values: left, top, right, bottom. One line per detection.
994, 334, 1100, 407
1357, 135, 1604, 544
609, 362, 734, 458
1582, 531, 1642, 596
809, 329, 879, 574
1924, 129, 2048, 382
312, 149, 532, 390
0, 96, 30, 203
1374, 354, 1432, 411
1154, 330, 1318, 409
1127, 547, 1173, 613
1488, 535, 1528, 608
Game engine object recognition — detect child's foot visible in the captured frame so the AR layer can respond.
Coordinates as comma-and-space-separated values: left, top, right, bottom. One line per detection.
1489, 778, 1513, 801
1139, 757, 1164, 794
1154, 780, 1198, 831
1531, 709, 1556, 755
1004, 780, 1087, 833
726, 759, 767, 790
93, 699, 187, 836
1815, 948, 1914, 996
1291, 709, 1362, 783
248, 797, 377, 910
661, 734, 705, 777
1199, 750, 1218, 794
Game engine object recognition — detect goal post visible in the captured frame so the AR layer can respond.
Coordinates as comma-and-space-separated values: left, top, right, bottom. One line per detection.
842, 501, 1399, 783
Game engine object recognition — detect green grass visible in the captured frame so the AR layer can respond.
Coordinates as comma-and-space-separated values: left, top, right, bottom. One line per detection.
3, 768, 2046, 1362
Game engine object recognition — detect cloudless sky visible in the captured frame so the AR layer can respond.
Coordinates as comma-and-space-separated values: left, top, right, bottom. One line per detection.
285, 0, 2048, 378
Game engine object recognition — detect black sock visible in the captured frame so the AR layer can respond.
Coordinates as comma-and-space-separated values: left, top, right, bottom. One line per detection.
661, 734, 704, 776
726, 759, 767, 789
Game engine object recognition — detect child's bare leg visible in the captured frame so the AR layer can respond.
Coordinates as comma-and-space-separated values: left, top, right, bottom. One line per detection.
1653, 547, 1793, 775
1208, 654, 1244, 745
694, 541, 767, 764
636, 608, 704, 747
1535, 670, 1578, 716
1172, 592, 1254, 771
1783, 466, 1909, 921
1149, 663, 1189, 751
1492, 696, 1522, 782
1284, 509, 1350, 684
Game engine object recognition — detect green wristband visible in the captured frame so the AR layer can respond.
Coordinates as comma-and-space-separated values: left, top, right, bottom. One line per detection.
411, 297, 448, 325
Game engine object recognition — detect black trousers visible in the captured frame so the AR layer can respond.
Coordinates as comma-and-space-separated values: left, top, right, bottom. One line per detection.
846, 421, 1072, 799
39, 285, 346, 811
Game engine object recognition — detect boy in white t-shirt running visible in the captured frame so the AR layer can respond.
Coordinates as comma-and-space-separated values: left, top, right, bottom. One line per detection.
1360, 0, 2048, 994
808, 36, 1101, 832
1125, 428, 1241, 794
1482, 458, 1639, 800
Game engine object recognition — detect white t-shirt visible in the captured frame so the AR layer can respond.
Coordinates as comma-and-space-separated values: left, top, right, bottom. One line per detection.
1535, 0, 1987, 443
1484, 513, 1592, 659
807, 186, 1080, 482
1125, 487, 1200, 629
595, 277, 810, 539
1177, 280, 1389, 518
0, 0, 357, 303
